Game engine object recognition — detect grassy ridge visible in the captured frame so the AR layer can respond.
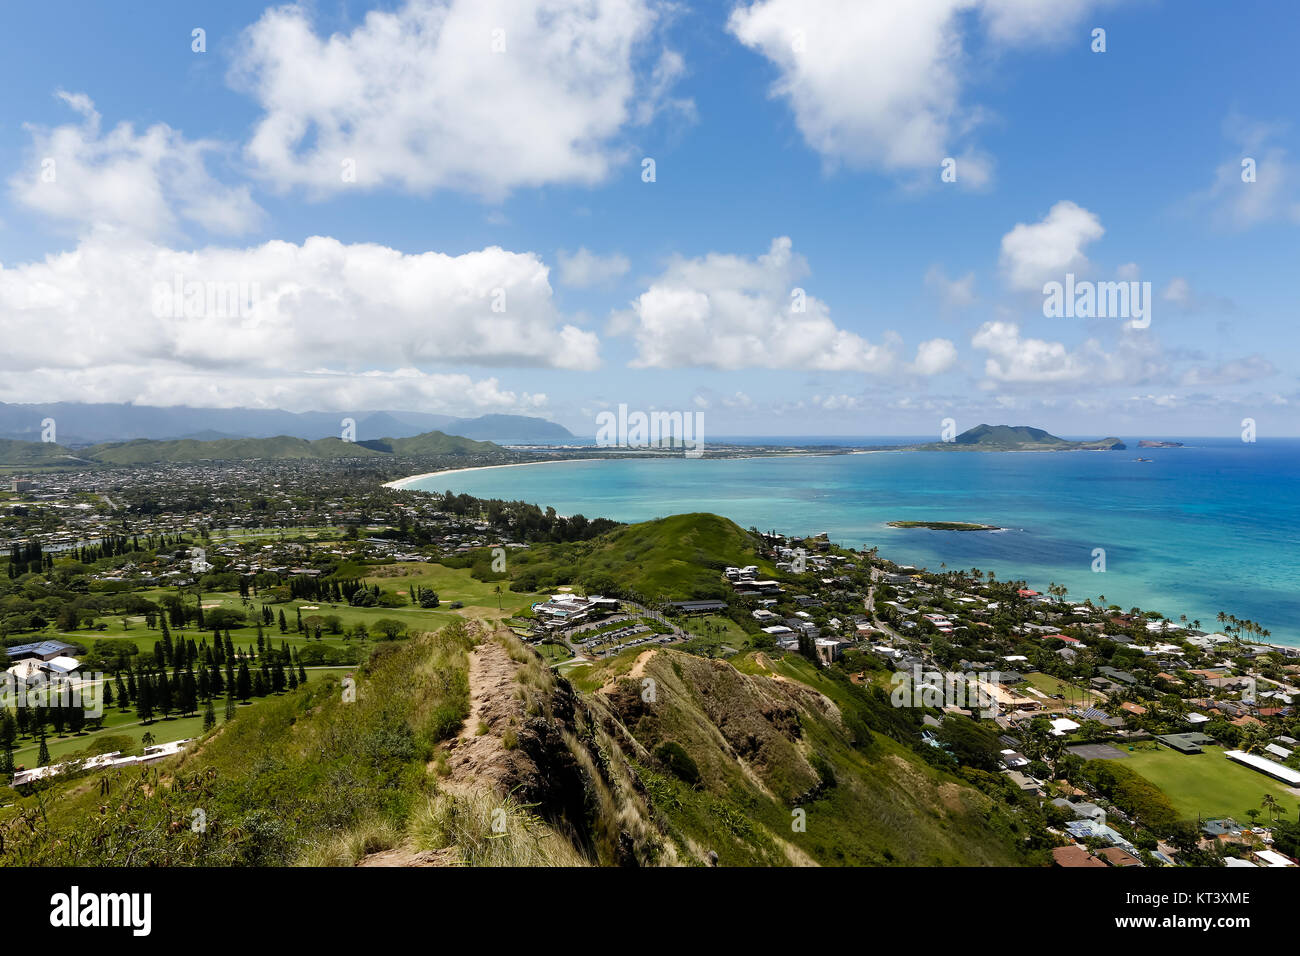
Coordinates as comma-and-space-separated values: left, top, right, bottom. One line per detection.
588, 648, 1034, 866
0, 621, 476, 866
0, 438, 79, 465
0, 430, 502, 466
506, 512, 771, 599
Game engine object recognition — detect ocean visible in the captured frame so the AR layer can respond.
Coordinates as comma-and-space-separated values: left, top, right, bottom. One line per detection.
397, 438, 1300, 646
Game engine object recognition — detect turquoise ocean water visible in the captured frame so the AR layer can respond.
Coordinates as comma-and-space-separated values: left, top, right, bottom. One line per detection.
399, 438, 1300, 646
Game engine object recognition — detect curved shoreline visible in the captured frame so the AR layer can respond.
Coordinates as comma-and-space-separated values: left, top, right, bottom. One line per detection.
381, 454, 1298, 650
382, 451, 855, 490
383, 457, 593, 489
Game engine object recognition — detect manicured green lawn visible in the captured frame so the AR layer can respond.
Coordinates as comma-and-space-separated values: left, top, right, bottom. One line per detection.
532, 641, 571, 663
1022, 671, 1099, 704
1124, 745, 1300, 824
37, 562, 545, 660
680, 614, 748, 652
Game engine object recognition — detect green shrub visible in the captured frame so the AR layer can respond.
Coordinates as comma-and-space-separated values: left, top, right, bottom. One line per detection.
654, 741, 701, 787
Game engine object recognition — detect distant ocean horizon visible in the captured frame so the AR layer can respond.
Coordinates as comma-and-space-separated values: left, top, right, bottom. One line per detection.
398, 438, 1300, 647
501, 434, 1267, 447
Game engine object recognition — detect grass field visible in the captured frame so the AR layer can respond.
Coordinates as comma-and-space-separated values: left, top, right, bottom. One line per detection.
1022, 671, 1099, 705
532, 641, 571, 663
1124, 745, 1300, 824
5, 560, 543, 764
680, 613, 749, 654
39, 562, 543, 661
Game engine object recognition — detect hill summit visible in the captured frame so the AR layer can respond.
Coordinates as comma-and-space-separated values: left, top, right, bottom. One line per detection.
918, 424, 1125, 451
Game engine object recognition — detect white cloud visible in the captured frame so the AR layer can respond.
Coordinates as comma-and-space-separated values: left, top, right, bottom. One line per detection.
232, 0, 683, 198
978, 0, 1115, 44
0, 366, 546, 416
810, 394, 863, 411
616, 236, 900, 372
1191, 115, 1300, 230
971, 320, 1094, 384
972, 319, 1172, 389
0, 234, 598, 408
727, 0, 1113, 182
910, 338, 959, 375
9, 91, 263, 238
556, 247, 631, 287
999, 200, 1104, 291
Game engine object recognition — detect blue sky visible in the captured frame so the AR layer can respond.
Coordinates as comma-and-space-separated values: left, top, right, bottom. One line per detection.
0, 0, 1296, 437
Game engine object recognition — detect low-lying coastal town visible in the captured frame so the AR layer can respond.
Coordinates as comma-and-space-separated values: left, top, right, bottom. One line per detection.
1, 456, 1298, 869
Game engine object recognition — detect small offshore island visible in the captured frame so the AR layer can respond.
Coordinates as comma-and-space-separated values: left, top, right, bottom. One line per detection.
911, 424, 1125, 452
888, 520, 1001, 531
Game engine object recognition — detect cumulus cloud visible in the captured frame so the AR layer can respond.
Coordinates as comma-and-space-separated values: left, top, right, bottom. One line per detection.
727, 0, 1113, 183
615, 236, 906, 372
556, 247, 631, 287
0, 366, 547, 415
972, 320, 1177, 389
999, 200, 1104, 291
972, 320, 1093, 384
9, 91, 263, 238
231, 0, 684, 198
910, 338, 959, 375
0, 234, 597, 409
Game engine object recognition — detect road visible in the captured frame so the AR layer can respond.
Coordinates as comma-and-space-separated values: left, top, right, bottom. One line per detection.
865, 566, 905, 642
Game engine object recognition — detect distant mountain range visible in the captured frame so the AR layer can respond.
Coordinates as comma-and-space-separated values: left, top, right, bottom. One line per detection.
0, 430, 501, 467
915, 424, 1126, 451
0, 402, 574, 446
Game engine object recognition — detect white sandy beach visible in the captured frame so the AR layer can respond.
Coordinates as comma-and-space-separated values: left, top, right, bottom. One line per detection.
381, 448, 867, 490
382, 457, 595, 489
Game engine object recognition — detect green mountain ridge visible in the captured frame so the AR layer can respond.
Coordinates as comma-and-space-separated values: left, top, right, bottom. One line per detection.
0, 430, 503, 466
503, 512, 771, 599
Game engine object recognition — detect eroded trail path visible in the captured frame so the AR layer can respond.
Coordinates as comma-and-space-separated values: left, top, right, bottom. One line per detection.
363, 624, 526, 866
441, 631, 527, 795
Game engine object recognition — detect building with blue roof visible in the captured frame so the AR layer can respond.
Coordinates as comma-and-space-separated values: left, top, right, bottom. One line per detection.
5, 640, 76, 662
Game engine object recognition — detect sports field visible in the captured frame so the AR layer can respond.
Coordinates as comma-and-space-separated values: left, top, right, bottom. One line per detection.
1124, 744, 1300, 824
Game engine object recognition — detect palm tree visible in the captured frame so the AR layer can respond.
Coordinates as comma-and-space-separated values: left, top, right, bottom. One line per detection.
1261, 794, 1283, 824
